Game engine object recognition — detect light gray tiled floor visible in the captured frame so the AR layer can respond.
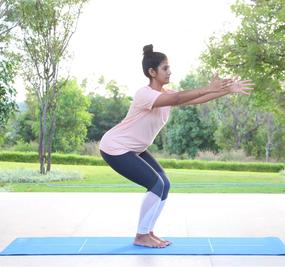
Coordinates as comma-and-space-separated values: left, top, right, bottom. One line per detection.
0, 193, 285, 267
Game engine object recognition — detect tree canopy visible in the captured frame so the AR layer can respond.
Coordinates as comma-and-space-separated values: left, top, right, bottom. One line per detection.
201, 0, 285, 117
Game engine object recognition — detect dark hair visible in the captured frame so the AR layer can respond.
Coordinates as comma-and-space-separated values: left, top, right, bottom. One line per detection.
142, 44, 167, 79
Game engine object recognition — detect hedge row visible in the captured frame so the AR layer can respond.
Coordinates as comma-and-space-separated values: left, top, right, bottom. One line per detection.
158, 159, 285, 172
0, 151, 284, 173
0, 151, 106, 166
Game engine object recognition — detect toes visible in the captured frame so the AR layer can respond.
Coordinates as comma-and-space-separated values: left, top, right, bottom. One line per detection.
133, 241, 166, 248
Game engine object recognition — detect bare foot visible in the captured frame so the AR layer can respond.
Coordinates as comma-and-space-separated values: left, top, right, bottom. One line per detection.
150, 231, 172, 246
133, 233, 167, 248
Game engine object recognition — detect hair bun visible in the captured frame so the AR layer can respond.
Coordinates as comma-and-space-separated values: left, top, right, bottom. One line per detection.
143, 44, 153, 57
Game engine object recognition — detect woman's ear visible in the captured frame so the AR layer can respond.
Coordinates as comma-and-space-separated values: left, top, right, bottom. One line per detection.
148, 68, 156, 78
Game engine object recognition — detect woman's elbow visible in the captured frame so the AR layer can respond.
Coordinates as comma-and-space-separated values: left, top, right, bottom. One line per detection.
174, 93, 184, 105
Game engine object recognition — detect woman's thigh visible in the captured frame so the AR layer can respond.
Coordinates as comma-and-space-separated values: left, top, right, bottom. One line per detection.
139, 150, 170, 200
138, 150, 165, 174
100, 150, 162, 190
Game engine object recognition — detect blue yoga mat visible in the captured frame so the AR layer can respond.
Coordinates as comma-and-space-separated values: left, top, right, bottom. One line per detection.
1, 237, 285, 256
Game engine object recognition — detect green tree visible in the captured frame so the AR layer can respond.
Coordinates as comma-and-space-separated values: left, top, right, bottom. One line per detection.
10, 0, 88, 173
166, 106, 214, 158
240, 112, 285, 161
271, 119, 285, 161
52, 80, 91, 152
213, 95, 265, 150
180, 69, 220, 152
87, 79, 131, 141
163, 69, 219, 157
0, 1, 18, 128
0, 59, 18, 128
201, 0, 285, 116
200, 0, 285, 161
0, 99, 36, 149
15, 111, 37, 143
25, 79, 91, 153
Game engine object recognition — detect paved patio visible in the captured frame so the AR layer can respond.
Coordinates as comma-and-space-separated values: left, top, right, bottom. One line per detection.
0, 192, 285, 267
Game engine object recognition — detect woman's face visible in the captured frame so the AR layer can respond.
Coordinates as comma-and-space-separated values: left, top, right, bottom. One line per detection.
152, 59, 171, 85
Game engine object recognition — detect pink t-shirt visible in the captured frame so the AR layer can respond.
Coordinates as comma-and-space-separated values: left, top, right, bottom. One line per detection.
99, 86, 172, 155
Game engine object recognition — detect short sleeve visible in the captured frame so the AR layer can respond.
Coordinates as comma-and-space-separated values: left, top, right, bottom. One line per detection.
134, 87, 162, 110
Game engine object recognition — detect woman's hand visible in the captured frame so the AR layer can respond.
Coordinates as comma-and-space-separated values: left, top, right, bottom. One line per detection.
229, 77, 255, 95
207, 73, 234, 93
208, 74, 255, 95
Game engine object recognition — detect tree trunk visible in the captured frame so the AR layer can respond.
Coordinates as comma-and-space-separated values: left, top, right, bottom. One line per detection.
47, 70, 60, 172
235, 134, 242, 149
16, 0, 86, 174
265, 114, 274, 162
39, 103, 48, 174
47, 112, 56, 172
265, 142, 270, 162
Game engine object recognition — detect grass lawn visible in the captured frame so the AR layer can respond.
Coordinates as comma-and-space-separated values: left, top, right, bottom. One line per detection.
1, 161, 285, 193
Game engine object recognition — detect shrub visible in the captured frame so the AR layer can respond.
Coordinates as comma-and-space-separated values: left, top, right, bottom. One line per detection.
159, 159, 285, 172
0, 151, 38, 163
0, 151, 284, 172
78, 141, 100, 156
0, 169, 83, 183
11, 141, 38, 152
196, 149, 257, 162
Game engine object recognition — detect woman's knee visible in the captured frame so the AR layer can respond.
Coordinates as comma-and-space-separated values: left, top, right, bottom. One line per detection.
158, 172, 170, 200
149, 176, 165, 198
163, 177, 170, 193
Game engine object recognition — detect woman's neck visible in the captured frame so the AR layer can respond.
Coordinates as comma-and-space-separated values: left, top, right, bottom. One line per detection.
149, 80, 163, 92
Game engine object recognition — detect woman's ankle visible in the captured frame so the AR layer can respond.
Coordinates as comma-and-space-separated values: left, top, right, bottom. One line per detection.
136, 233, 149, 238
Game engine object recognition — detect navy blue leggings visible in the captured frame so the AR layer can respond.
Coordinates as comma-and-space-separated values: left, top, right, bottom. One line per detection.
100, 150, 170, 200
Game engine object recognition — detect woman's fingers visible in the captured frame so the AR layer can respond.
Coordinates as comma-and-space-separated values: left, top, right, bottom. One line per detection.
238, 87, 254, 95
239, 85, 254, 89
221, 80, 234, 90
240, 82, 255, 87
222, 79, 234, 85
240, 91, 251, 95
214, 77, 255, 94
239, 80, 255, 86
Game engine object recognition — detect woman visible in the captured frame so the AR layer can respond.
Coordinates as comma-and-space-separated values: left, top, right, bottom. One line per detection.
99, 44, 253, 248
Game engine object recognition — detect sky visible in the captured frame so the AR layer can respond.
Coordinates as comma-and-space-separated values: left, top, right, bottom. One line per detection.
15, 0, 240, 101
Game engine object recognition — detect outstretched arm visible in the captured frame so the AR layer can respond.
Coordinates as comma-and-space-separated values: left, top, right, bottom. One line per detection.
153, 74, 232, 108
179, 90, 230, 106
179, 78, 254, 106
